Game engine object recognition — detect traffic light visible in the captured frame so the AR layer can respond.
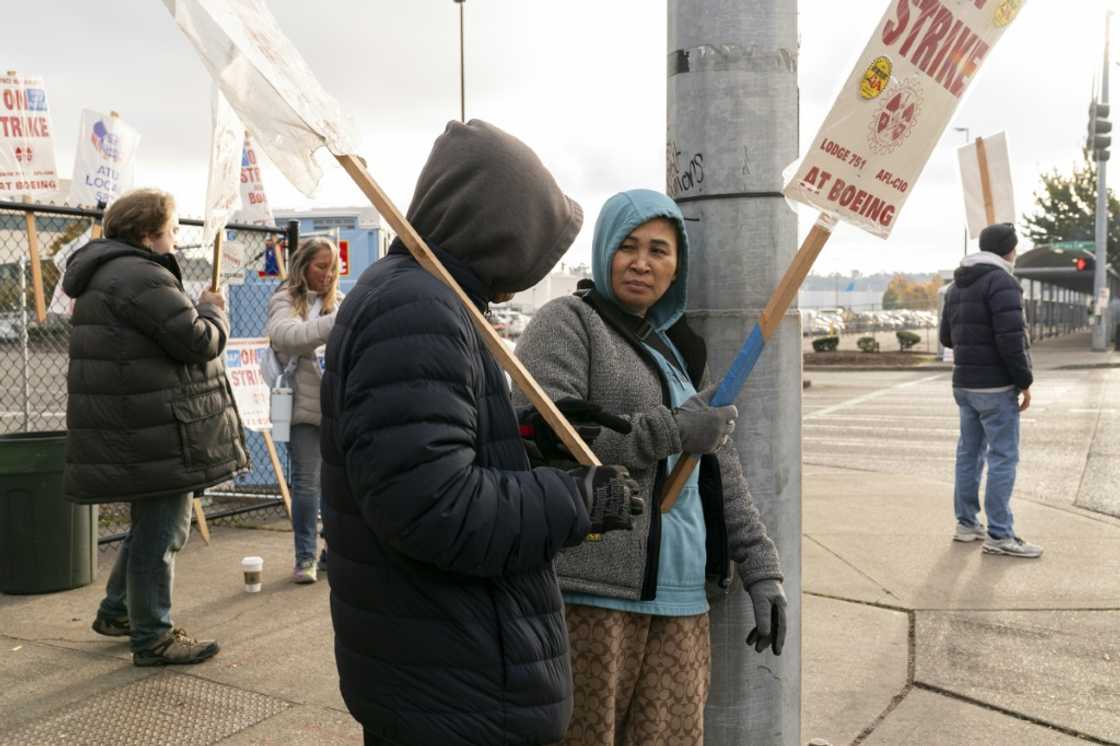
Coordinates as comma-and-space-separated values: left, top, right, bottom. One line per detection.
1075, 256, 1089, 271
1088, 99, 1112, 162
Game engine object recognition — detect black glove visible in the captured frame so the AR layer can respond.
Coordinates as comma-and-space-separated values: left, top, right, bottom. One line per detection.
567, 465, 644, 533
519, 399, 632, 468
745, 579, 788, 655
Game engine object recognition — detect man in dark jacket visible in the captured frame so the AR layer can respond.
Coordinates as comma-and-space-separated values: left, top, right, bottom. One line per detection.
940, 222, 1040, 558
320, 120, 642, 746
64, 188, 249, 665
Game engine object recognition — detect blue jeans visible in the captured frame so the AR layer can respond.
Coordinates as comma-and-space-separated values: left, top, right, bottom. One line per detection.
97, 493, 192, 652
290, 424, 322, 564
953, 388, 1020, 539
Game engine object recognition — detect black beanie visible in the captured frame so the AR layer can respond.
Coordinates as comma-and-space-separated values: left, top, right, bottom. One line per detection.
979, 223, 1018, 256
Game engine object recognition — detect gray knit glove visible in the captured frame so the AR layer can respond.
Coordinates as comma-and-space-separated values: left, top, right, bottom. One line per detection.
672, 384, 738, 454
567, 465, 644, 533
746, 579, 788, 655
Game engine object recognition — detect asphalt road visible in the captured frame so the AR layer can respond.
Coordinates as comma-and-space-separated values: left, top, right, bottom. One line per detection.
802, 366, 1120, 521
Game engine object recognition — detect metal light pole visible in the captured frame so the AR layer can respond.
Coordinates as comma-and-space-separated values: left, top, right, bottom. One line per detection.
668, 3, 800, 744
1093, 14, 1112, 351
953, 126, 971, 258
454, 0, 466, 122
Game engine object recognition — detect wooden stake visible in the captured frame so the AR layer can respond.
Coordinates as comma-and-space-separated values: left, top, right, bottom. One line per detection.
210, 231, 223, 292
975, 136, 997, 225
262, 430, 294, 520
193, 498, 211, 544
21, 198, 47, 323
334, 153, 599, 466
660, 217, 835, 512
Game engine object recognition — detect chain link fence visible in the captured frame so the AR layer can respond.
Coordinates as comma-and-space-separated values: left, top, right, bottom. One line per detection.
0, 200, 297, 545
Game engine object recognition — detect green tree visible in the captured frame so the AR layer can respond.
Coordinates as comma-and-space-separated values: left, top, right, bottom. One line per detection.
882, 274, 940, 309
1022, 151, 1120, 268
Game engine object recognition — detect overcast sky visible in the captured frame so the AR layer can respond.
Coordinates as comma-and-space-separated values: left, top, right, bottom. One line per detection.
6, 0, 1114, 275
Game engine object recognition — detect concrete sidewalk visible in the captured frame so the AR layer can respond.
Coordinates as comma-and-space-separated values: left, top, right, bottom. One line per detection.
802, 464, 1120, 745
3, 460, 1119, 744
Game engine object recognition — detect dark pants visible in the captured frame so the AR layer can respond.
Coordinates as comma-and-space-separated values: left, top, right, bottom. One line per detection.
97, 493, 193, 651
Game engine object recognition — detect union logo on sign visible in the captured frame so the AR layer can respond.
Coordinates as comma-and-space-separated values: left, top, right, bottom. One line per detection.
994, 0, 1024, 28
14, 145, 32, 163
867, 79, 923, 155
90, 120, 122, 161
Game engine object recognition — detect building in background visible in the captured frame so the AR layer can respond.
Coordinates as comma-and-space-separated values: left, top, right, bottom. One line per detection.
510, 265, 589, 313
272, 206, 394, 294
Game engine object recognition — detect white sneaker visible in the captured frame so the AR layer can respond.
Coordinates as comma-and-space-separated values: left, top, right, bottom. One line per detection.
982, 535, 1043, 558
953, 523, 987, 542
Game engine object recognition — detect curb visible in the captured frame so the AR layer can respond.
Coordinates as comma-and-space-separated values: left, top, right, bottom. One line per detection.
803, 365, 952, 372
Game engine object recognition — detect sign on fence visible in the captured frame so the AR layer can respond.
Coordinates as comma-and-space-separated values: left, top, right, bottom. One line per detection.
0, 72, 60, 199
235, 134, 274, 225
783, 0, 1027, 238
225, 338, 272, 432
69, 110, 141, 207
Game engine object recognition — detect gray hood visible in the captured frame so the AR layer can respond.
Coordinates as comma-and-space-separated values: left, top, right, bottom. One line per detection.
405, 119, 583, 297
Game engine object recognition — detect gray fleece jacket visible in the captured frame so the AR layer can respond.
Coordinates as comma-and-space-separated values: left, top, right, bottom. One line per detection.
513, 191, 782, 602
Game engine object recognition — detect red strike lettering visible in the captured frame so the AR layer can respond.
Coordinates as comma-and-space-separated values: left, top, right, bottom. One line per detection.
880, 0, 991, 99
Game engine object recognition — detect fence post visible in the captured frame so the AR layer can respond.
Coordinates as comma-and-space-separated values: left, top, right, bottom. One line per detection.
20, 257, 30, 431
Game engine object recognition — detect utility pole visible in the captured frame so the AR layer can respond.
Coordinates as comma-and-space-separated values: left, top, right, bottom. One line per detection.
454, 0, 466, 122
668, 3, 799, 744
953, 126, 971, 258
1092, 13, 1113, 351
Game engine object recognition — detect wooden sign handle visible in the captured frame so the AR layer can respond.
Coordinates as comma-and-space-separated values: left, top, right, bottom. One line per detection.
192, 498, 211, 544
210, 232, 223, 292
335, 153, 599, 466
21, 198, 47, 323
659, 216, 834, 512
975, 136, 996, 226
262, 430, 294, 521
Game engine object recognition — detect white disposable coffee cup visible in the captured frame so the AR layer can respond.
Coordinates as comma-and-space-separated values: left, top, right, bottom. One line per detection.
241, 556, 263, 592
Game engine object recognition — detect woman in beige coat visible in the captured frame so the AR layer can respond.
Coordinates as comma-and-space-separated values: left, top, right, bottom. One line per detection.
266, 237, 341, 583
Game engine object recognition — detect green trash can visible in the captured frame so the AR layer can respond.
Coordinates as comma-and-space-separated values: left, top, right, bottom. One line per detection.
0, 431, 98, 594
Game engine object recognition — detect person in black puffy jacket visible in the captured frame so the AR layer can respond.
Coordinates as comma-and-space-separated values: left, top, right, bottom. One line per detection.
320, 120, 642, 746
64, 188, 248, 666
939, 223, 1040, 558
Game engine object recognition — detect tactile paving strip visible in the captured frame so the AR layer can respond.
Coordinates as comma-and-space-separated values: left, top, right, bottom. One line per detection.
0, 672, 290, 745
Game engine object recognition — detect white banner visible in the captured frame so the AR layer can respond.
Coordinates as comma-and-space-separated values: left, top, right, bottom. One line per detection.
164, 0, 357, 197
958, 131, 1015, 238
0, 73, 60, 199
68, 110, 141, 207
225, 337, 272, 432
234, 134, 275, 225
784, 0, 1026, 238
202, 87, 244, 255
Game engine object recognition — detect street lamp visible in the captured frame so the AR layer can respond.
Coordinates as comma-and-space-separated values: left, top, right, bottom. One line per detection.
953, 126, 971, 258
454, 0, 466, 122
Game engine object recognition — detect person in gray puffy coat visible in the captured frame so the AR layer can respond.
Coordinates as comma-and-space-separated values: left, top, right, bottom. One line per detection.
65, 188, 248, 667
514, 189, 786, 745
266, 236, 341, 583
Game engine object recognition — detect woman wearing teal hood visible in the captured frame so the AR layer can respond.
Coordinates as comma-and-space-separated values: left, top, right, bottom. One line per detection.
514, 189, 787, 744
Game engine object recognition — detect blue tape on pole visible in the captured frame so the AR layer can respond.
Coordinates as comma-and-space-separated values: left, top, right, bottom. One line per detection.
711, 324, 765, 407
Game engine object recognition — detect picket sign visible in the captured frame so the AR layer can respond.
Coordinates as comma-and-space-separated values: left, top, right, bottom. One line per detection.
224, 337, 294, 525
660, 0, 1029, 511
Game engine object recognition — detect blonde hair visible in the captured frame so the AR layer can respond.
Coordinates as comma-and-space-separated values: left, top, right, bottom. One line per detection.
286, 237, 340, 317
102, 189, 176, 248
